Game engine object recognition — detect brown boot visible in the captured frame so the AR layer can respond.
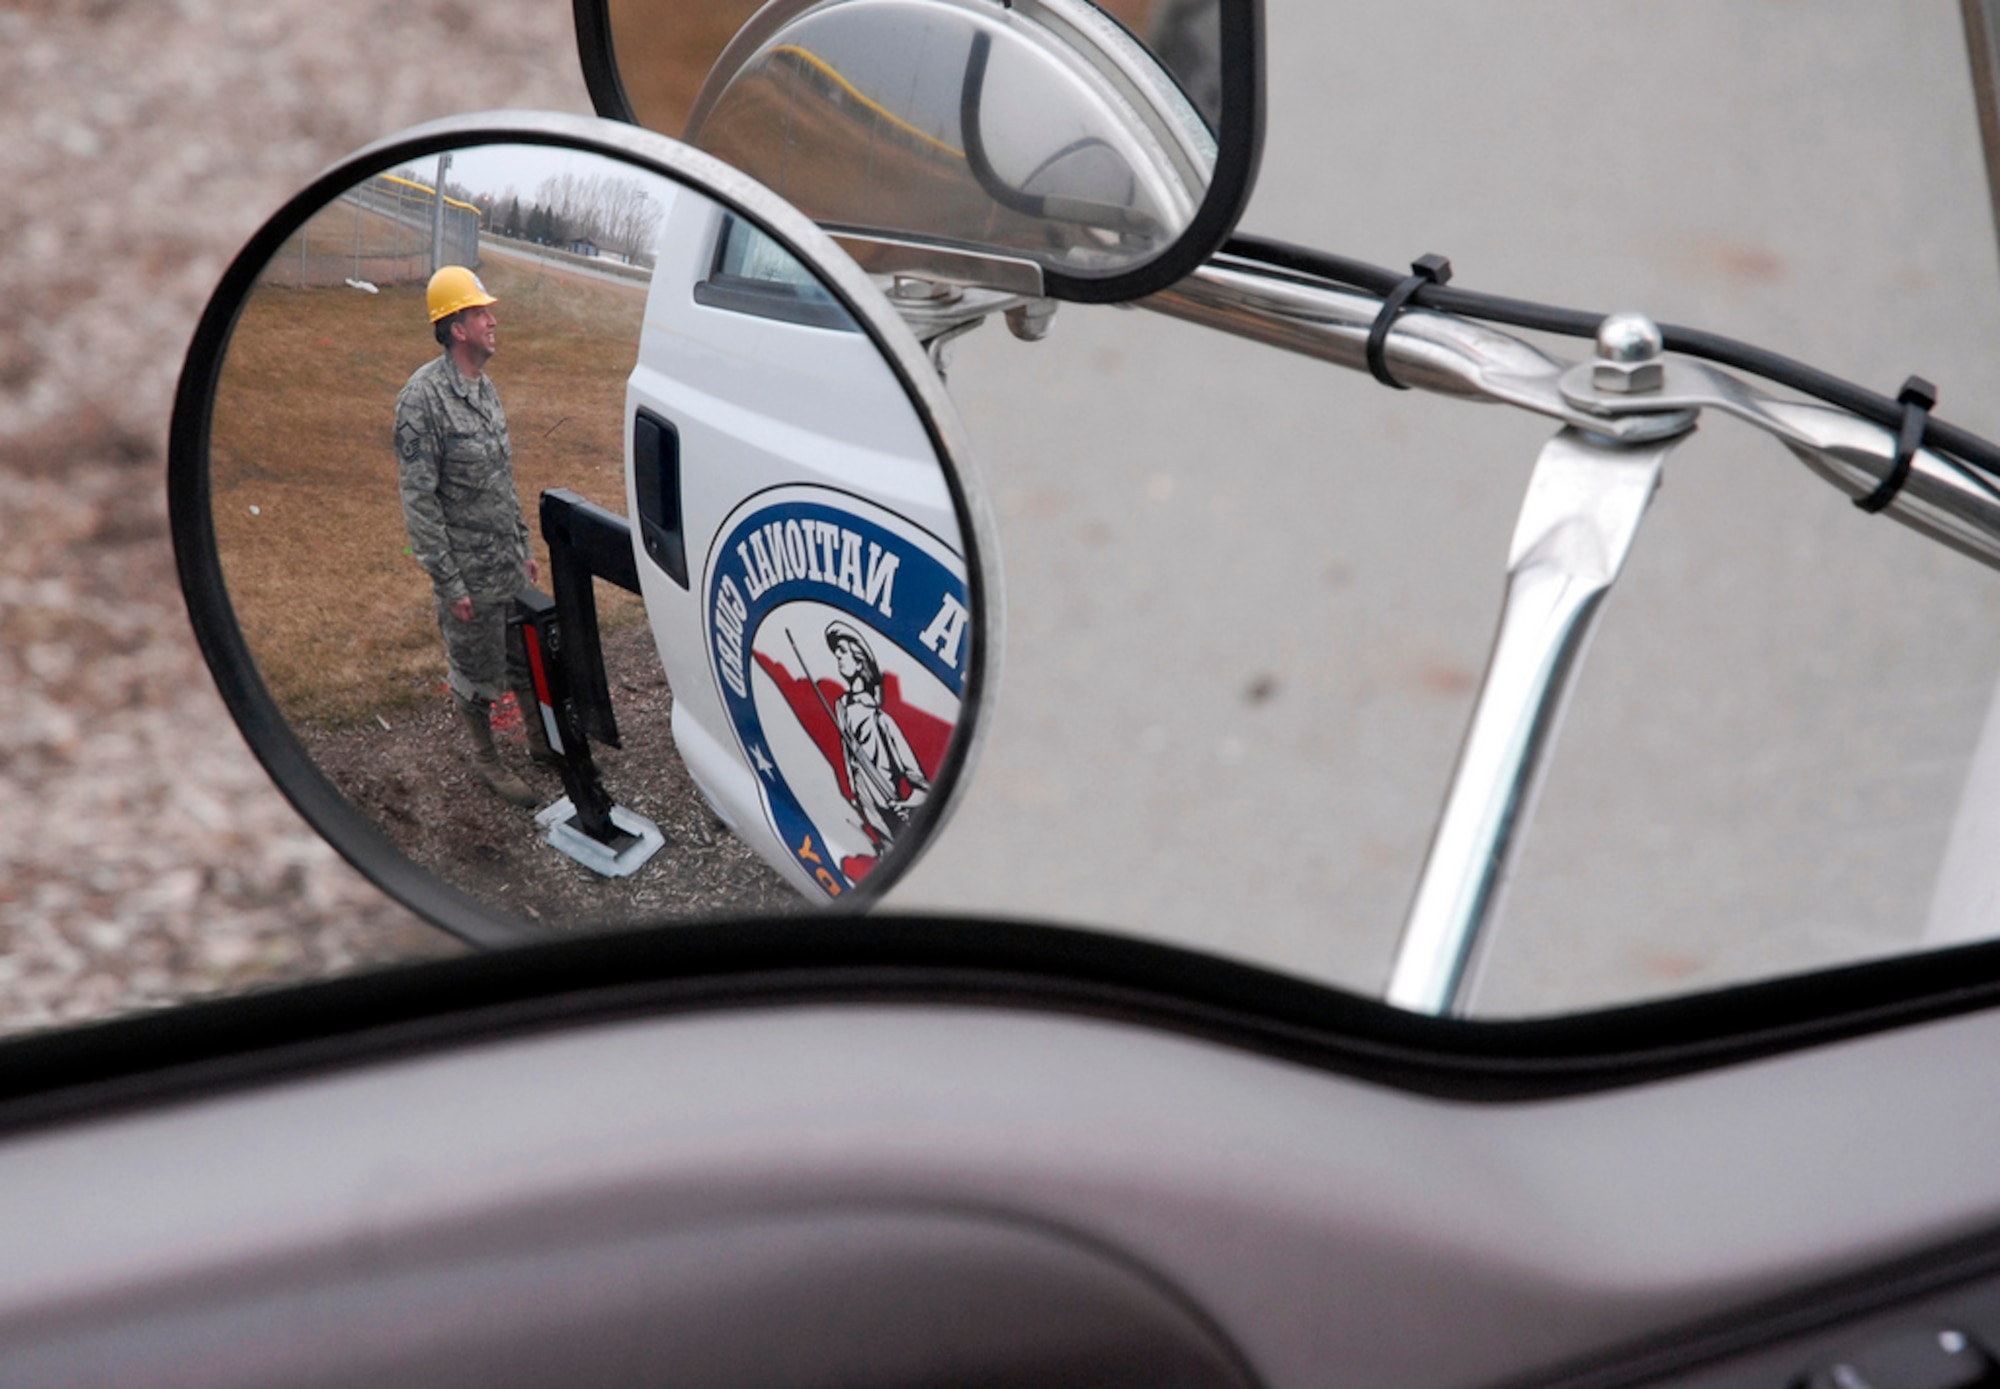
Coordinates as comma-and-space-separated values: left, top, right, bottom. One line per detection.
456, 695, 538, 808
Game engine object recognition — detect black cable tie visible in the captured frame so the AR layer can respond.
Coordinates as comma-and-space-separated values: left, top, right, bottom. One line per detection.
1855, 375, 1938, 514
1366, 254, 1453, 390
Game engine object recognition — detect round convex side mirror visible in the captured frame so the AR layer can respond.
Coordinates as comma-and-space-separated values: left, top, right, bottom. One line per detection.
575, 0, 1264, 304
170, 111, 999, 946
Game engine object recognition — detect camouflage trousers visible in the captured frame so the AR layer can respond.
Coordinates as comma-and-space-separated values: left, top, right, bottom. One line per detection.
436, 593, 531, 705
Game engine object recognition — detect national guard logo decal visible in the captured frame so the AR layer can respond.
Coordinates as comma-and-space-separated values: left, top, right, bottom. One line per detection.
703, 485, 969, 899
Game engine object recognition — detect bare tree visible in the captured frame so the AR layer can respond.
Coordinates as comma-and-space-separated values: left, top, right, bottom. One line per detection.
526, 169, 662, 264
593, 174, 664, 267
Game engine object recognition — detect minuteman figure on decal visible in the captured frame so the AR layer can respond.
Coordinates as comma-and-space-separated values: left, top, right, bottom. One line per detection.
821, 620, 930, 847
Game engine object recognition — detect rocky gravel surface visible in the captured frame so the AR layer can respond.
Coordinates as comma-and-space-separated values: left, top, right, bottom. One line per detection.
0, 0, 603, 1033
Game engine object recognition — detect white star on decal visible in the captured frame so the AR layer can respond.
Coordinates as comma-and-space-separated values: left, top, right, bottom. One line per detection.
751, 744, 776, 778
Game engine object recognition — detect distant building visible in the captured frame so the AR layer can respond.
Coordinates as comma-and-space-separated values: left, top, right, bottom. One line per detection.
566, 236, 601, 258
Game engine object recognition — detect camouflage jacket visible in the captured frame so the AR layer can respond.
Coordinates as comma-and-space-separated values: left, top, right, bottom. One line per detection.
394, 352, 530, 604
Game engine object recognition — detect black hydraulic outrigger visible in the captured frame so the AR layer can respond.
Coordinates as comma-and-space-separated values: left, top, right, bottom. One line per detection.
508, 487, 662, 875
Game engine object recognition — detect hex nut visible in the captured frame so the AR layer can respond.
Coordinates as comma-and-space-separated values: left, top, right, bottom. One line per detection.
1592, 358, 1666, 393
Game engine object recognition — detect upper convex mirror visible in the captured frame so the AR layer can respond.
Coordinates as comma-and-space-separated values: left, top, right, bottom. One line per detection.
574, 0, 1263, 301
171, 112, 996, 945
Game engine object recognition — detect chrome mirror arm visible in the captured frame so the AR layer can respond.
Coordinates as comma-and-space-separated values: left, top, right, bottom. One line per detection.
1147, 259, 2000, 574
1387, 427, 1683, 1015
892, 245, 1998, 1010
1142, 263, 1698, 442
1141, 258, 2000, 1015
1145, 267, 1704, 1016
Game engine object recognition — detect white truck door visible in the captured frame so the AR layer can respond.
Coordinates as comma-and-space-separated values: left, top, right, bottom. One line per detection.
626, 194, 975, 903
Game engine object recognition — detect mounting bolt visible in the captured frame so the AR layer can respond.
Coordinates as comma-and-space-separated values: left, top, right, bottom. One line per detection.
1004, 298, 1057, 342
1593, 311, 1665, 394
890, 275, 960, 305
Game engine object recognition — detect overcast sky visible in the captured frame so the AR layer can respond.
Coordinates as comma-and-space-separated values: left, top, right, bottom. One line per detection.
395, 141, 675, 211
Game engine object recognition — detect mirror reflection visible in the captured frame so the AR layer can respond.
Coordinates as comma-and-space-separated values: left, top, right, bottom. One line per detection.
610, 0, 1221, 137
206, 142, 978, 930
606, 0, 1218, 281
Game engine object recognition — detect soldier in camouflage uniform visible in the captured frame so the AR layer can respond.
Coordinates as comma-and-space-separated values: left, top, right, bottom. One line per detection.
395, 265, 551, 808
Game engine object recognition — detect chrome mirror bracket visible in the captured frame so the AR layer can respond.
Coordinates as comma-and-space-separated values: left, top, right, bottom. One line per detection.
1153, 261, 2000, 576
832, 234, 1046, 297
839, 235, 1058, 358
1386, 422, 1690, 1016
1559, 357, 2000, 574
1152, 258, 2000, 1010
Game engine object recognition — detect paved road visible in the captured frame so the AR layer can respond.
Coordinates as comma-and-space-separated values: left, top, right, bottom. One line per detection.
482, 237, 652, 291
889, 1, 2000, 1015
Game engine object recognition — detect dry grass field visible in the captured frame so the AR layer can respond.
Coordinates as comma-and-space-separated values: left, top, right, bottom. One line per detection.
211, 243, 648, 729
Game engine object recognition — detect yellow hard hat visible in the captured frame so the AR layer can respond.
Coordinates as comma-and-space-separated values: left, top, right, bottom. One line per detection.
426, 265, 498, 323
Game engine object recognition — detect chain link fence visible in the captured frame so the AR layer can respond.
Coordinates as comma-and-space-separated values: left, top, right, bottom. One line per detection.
258, 174, 481, 290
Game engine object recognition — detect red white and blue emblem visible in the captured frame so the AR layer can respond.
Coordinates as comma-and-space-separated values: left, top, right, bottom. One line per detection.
704, 485, 970, 899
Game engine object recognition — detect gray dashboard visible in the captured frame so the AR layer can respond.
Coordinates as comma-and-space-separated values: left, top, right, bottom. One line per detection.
2, 1000, 1999, 1385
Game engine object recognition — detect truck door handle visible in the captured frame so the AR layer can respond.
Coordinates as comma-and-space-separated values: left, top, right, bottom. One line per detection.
632, 407, 687, 588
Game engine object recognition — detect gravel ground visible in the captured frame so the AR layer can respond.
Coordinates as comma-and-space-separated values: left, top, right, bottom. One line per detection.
0, 0, 604, 1033
300, 621, 798, 929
